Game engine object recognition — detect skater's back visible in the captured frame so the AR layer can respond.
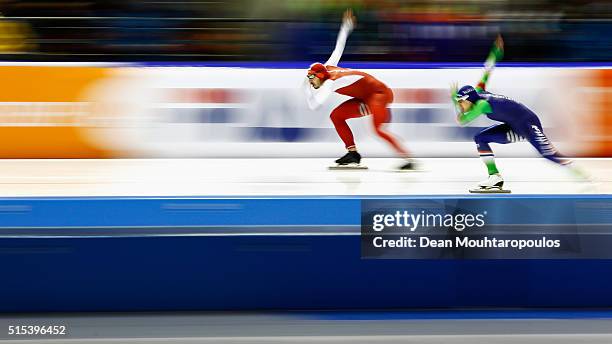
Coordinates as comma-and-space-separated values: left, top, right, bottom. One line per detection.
477, 92, 540, 133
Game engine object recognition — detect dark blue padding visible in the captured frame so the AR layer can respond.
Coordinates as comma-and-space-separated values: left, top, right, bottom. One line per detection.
1, 195, 612, 312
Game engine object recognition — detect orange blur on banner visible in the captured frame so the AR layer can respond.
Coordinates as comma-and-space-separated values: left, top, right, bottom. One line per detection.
594, 69, 612, 157
0, 66, 113, 158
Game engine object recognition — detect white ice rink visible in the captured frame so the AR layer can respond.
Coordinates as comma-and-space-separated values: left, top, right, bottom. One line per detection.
0, 157, 609, 197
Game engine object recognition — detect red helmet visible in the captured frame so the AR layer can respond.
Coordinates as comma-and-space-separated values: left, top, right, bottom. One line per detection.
307, 63, 330, 80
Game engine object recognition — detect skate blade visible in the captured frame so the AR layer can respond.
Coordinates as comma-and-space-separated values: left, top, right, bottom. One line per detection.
395, 167, 426, 173
328, 164, 368, 170
469, 187, 511, 194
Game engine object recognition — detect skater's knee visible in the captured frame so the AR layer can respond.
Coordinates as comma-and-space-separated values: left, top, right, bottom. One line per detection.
474, 135, 493, 153
473, 132, 485, 144
330, 111, 345, 125
373, 126, 389, 139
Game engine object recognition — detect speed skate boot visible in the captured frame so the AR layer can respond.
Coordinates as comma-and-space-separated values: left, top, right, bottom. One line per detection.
398, 159, 420, 172
469, 173, 511, 193
329, 151, 367, 170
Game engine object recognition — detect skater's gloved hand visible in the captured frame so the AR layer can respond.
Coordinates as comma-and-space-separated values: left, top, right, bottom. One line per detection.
494, 34, 504, 52
450, 82, 458, 100
450, 82, 460, 110
484, 34, 504, 71
342, 9, 356, 32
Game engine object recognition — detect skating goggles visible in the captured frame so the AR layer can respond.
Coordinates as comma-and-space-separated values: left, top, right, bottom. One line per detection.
307, 74, 316, 79
455, 94, 470, 101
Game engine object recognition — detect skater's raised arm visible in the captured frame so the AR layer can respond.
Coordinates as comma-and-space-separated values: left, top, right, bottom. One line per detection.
476, 35, 504, 92
450, 36, 502, 126
324, 9, 355, 67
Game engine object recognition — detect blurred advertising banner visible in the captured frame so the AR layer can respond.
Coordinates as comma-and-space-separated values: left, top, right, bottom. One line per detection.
0, 63, 608, 158
0, 65, 112, 158
588, 69, 612, 157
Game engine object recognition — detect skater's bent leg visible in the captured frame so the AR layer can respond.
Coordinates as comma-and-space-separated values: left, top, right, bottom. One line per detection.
330, 100, 362, 150
474, 124, 513, 175
368, 94, 410, 157
373, 123, 408, 156
524, 121, 572, 166
331, 117, 355, 150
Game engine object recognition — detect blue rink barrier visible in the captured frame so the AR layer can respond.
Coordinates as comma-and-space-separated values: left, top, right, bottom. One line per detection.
1, 195, 612, 312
